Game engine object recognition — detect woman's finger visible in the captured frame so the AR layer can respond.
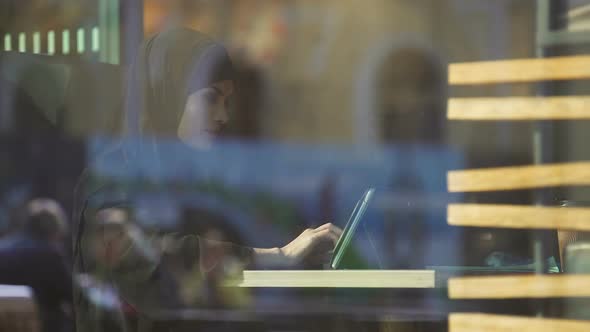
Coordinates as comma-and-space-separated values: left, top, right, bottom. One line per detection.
331, 225, 343, 238
314, 222, 334, 231
314, 223, 343, 237
319, 226, 343, 241
313, 228, 340, 245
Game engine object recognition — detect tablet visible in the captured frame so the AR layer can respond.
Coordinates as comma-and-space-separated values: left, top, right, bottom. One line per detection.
330, 188, 375, 269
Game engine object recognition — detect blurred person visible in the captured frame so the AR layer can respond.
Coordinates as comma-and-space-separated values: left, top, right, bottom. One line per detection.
375, 47, 446, 144
0, 198, 72, 332
73, 25, 342, 332
372, 47, 446, 269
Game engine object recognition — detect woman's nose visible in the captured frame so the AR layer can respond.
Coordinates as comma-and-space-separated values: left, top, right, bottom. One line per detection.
214, 105, 229, 124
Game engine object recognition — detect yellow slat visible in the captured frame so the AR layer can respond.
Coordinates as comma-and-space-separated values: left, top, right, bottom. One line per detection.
448, 162, 590, 192
449, 55, 590, 85
450, 313, 590, 332
448, 275, 590, 299
224, 270, 435, 288
447, 204, 590, 231
448, 96, 590, 120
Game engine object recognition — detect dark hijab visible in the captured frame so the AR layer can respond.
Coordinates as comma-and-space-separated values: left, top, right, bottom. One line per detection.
126, 28, 235, 137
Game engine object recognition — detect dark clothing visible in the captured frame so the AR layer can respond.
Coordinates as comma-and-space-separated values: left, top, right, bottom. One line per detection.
72, 146, 253, 332
0, 234, 72, 332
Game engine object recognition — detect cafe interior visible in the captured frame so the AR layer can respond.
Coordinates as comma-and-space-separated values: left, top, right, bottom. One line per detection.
0, 1, 590, 331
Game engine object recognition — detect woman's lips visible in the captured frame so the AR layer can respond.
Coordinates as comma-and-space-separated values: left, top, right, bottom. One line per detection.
206, 126, 222, 136
205, 130, 218, 136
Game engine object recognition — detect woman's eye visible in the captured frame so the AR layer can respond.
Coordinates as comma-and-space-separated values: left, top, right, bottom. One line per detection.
206, 95, 217, 105
203, 91, 219, 105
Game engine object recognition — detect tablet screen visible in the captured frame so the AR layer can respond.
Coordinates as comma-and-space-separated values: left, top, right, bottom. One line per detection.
330, 188, 375, 269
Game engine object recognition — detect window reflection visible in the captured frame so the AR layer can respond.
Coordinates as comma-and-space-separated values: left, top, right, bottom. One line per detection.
1, 1, 590, 332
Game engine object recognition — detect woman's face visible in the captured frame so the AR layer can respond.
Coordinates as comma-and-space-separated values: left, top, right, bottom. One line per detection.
177, 80, 234, 148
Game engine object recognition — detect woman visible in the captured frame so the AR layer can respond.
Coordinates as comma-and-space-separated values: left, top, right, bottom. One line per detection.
73, 27, 341, 332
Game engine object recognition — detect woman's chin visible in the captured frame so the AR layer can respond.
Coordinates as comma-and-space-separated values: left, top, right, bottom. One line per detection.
180, 134, 214, 150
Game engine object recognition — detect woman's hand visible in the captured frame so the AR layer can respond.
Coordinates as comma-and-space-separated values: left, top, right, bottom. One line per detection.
254, 223, 343, 268
281, 223, 343, 266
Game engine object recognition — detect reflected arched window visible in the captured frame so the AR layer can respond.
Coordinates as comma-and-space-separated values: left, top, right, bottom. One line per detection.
356, 42, 446, 145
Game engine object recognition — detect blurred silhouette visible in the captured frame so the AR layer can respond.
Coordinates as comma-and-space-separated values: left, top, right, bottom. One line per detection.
11, 64, 62, 200
0, 53, 86, 221
373, 47, 445, 269
375, 47, 446, 144
0, 198, 72, 332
